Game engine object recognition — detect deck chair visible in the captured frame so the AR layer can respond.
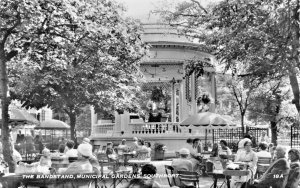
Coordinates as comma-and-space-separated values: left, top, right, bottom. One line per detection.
256, 157, 272, 178
178, 170, 200, 188
165, 165, 176, 187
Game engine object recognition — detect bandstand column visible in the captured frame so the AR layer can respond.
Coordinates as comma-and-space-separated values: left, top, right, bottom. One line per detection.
180, 79, 188, 122
191, 72, 197, 115
210, 73, 216, 112
171, 81, 176, 122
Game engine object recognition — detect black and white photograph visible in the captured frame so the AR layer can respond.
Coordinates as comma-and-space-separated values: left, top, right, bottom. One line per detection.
0, 0, 300, 187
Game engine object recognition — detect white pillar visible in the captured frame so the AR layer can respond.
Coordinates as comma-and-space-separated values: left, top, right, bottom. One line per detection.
191, 72, 197, 115
171, 81, 176, 122
210, 73, 216, 112
121, 111, 130, 134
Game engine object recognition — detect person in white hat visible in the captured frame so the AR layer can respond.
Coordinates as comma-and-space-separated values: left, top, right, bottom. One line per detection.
171, 148, 194, 187
63, 144, 93, 174
82, 137, 91, 145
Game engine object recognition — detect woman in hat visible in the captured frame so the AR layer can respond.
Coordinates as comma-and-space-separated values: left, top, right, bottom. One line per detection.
63, 144, 93, 174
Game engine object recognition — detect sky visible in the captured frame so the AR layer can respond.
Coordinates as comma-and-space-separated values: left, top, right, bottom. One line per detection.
117, 0, 219, 22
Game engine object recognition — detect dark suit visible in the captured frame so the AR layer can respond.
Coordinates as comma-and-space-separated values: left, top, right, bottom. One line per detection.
255, 158, 290, 188
285, 162, 300, 188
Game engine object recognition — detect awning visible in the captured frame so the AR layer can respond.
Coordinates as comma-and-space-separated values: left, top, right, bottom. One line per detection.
0, 108, 40, 125
35, 119, 70, 130
180, 112, 238, 129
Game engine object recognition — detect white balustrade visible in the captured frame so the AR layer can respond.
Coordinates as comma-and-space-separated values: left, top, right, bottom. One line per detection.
128, 122, 182, 136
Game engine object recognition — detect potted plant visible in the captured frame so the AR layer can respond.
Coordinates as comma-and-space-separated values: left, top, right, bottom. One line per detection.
153, 142, 166, 160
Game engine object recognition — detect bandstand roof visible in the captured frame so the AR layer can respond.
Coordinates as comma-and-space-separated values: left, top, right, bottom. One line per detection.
140, 24, 216, 82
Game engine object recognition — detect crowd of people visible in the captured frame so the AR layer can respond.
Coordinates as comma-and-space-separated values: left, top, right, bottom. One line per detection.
2, 129, 300, 188
99, 137, 152, 162
169, 131, 300, 188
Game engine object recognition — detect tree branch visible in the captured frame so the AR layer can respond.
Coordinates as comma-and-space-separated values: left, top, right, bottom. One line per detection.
190, 0, 207, 14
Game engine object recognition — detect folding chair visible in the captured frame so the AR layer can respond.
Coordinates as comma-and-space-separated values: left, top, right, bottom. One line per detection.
177, 170, 200, 188
256, 157, 271, 178
98, 160, 116, 188
223, 169, 252, 188
165, 165, 176, 187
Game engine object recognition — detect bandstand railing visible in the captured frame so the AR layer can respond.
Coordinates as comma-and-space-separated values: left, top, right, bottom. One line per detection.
128, 122, 182, 136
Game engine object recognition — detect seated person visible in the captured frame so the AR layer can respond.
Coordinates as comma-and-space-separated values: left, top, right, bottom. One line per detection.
118, 139, 130, 153
127, 178, 152, 188
62, 144, 93, 174
232, 141, 258, 187
39, 148, 52, 167
285, 149, 300, 188
82, 137, 91, 145
218, 140, 232, 168
136, 139, 150, 160
250, 145, 290, 188
18, 148, 52, 174
185, 138, 194, 153
236, 138, 251, 156
192, 138, 203, 157
256, 142, 271, 158
106, 142, 118, 161
171, 148, 194, 187
141, 164, 162, 188
145, 142, 152, 159
65, 140, 78, 158
210, 143, 218, 157
131, 137, 139, 151
219, 140, 232, 156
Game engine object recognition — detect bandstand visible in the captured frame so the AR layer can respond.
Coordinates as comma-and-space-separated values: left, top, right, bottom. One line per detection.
90, 24, 218, 153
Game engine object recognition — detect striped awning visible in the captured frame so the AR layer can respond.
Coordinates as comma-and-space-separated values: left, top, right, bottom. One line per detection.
180, 112, 238, 129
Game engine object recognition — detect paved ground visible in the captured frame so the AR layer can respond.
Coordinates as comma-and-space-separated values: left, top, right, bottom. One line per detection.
25, 160, 226, 188
99, 160, 226, 188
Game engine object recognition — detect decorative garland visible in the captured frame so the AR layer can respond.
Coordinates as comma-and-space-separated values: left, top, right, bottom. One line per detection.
185, 59, 214, 77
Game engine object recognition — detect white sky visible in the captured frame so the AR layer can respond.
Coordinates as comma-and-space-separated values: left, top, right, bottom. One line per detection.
117, 0, 220, 22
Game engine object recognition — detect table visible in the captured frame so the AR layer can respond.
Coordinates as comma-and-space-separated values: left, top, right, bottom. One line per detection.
127, 159, 150, 174
211, 170, 231, 188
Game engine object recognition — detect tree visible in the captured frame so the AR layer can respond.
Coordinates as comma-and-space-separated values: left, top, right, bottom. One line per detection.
9, 0, 148, 146
247, 79, 297, 144
0, 0, 61, 172
160, 0, 300, 113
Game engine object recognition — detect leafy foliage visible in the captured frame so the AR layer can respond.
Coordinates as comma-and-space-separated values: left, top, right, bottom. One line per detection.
160, 0, 300, 113
4, 0, 148, 143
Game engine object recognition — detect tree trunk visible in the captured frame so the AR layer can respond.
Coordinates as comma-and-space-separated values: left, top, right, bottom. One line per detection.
270, 121, 277, 145
241, 111, 245, 136
0, 53, 15, 172
69, 112, 78, 147
289, 74, 300, 112
290, 0, 300, 113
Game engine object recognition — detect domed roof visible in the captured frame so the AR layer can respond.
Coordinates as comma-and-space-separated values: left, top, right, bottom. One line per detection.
142, 24, 191, 43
